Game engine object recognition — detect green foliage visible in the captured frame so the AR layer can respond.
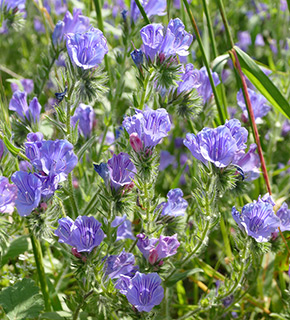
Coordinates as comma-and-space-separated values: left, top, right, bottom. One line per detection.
0, 278, 44, 320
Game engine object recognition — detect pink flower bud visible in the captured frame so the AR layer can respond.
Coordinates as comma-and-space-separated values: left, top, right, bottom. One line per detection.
40, 202, 47, 211
130, 133, 143, 153
148, 248, 159, 265
71, 247, 82, 259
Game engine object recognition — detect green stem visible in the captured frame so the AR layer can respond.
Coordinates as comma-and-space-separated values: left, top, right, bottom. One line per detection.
182, 0, 225, 125
72, 290, 94, 320
96, 125, 108, 163
216, 0, 235, 48
220, 216, 232, 259
82, 188, 100, 216
133, 0, 151, 24
93, 0, 113, 91
30, 234, 51, 311
201, 0, 218, 58
140, 75, 149, 109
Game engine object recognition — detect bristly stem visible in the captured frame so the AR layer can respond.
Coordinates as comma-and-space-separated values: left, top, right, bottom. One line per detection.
182, 0, 225, 125
133, 0, 151, 25
30, 234, 51, 311
72, 290, 94, 320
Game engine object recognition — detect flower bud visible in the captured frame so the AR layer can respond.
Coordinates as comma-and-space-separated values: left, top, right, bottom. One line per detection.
148, 249, 158, 265
52, 21, 64, 45
130, 49, 143, 68
71, 247, 82, 259
129, 133, 143, 152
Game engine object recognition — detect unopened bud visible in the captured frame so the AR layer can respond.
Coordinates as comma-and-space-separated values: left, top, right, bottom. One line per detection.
148, 249, 159, 265
71, 247, 82, 259
130, 133, 143, 153
130, 49, 143, 68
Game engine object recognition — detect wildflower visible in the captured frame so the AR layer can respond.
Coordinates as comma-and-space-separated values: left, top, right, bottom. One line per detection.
137, 233, 180, 263
71, 103, 95, 138
255, 34, 265, 46
184, 119, 248, 168
277, 202, 290, 232
52, 8, 90, 44
237, 31, 251, 51
122, 106, 171, 150
66, 27, 108, 70
237, 88, 271, 123
111, 214, 135, 241
9, 91, 41, 123
104, 249, 138, 279
159, 150, 175, 171
11, 171, 42, 216
131, 0, 166, 22
94, 153, 136, 193
0, 176, 18, 214
130, 49, 143, 68
232, 144, 260, 181
177, 65, 220, 103
11, 79, 34, 94
140, 18, 192, 62
124, 272, 164, 312
232, 194, 280, 242
55, 216, 105, 253
159, 188, 188, 217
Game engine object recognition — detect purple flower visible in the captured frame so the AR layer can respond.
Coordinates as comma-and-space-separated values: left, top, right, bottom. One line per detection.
282, 120, 290, 136
237, 88, 271, 123
232, 144, 260, 181
11, 79, 34, 94
66, 27, 108, 70
277, 202, 290, 232
130, 49, 143, 68
137, 233, 180, 263
19, 161, 33, 172
232, 194, 280, 242
160, 18, 193, 57
140, 23, 164, 62
140, 18, 192, 61
11, 172, 42, 216
159, 150, 175, 171
52, 8, 90, 44
237, 31, 251, 51
105, 249, 138, 279
25, 139, 78, 183
224, 118, 248, 151
111, 214, 135, 241
9, 91, 41, 123
122, 106, 171, 149
177, 65, 220, 103
0, 176, 17, 214
94, 153, 136, 193
1, 0, 25, 11
71, 103, 95, 138
55, 216, 105, 253
160, 188, 188, 217
255, 34, 265, 47
131, 0, 166, 22
281, 0, 288, 11
125, 272, 164, 312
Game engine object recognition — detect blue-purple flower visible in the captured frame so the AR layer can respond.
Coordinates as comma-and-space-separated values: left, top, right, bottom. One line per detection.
11, 171, 42, 217
66, 27, 108, 70
232, 144, 260, 181
0, 176, 18, 214
94, 153, 136, 193
131, 0, 166, 22
159, 150, 175, 171
237, 31, 251, 51
124, 272, 164, 312
237, 88, 271, 123
178, 65, 220, 103
104, 249, 138, 279
232, 194, 280, 242
71, 103, 95, 138
184, 119, 248, 168
137, 233, 180, 264
9, 91, 41, 123
130, 49, 143, 68
111, 214, 135, 241
122, 106, 171, 150
11, 79, 34, 94
52, 8, 90, 44
160, 188, 188, 217
277, 202, 290, 232
55, 216, 105, 253
140, 18, 192, 62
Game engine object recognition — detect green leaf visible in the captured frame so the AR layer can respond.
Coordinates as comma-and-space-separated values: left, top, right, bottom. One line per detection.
3, 136, 21, 157
234, 46, 290, 120
212, 54, 229, 74
0, 278, 44, 320
165, 268, 204, 287
170, 163, 187, 189
77, 135, 98, 160
1, 236, 29, 267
